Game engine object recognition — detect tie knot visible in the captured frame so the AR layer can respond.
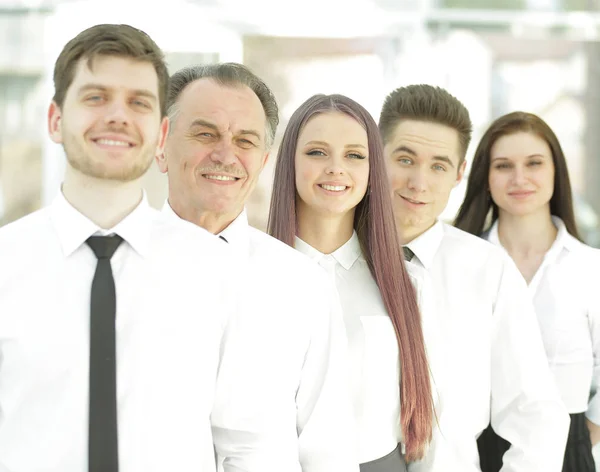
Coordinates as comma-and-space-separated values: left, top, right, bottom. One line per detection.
403, 246, 414, 262
86, 235, 124, 260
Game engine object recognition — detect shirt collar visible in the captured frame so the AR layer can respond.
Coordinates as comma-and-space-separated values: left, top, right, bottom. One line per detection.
487, 216, 581, 256
161, 200, 247, 255
294, 231, 362, 271
50, 190, 153, 258
405, 220, 445, 270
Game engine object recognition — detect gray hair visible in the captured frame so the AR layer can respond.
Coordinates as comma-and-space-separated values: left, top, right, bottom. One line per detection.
166, 62, 279, 149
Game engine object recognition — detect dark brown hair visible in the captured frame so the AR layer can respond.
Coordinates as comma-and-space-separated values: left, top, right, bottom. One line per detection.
454, 111, 581, 239
53, 24, 169, 116
267, 94, 433, 461
167, 63, 279, 148
379, 84, 472, 162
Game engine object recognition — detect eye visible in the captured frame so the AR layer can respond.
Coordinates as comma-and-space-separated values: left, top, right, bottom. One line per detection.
348, 152, 366, 160
132, 99, 151, 109
195, 132, 216, 138
432, 164, 446, 172
397, 157, 412, 165
237, 138, 257, 149
306, 149, 326, 157
494, 163, 511, 170
84, 95, 104, 103
528, 160, 543, 166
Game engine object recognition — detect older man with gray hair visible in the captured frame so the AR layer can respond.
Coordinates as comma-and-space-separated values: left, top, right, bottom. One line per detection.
156, 63, 358, 472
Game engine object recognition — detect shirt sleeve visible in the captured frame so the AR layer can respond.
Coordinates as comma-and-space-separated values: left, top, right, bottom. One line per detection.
490, 254, 570, 472
295, 276, 360, 472
210, 263, 358, 472
585, 252, 600, 425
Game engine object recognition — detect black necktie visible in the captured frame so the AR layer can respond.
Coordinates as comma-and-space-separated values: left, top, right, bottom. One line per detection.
86, 235, 124, 472
403, 246, 414, 262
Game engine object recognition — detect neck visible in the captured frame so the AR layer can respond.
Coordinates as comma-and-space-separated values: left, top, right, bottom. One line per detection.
497, 207, 557, 256
62, 165, 143, 229
396, 218, 437, 246
297, 206, 355, 254
168, 197, 240, 235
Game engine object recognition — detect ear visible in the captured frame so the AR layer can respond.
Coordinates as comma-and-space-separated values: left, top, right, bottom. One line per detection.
155, 116, 169, 173
260, 151, 270, 171
455, 159, 467, 187
48, 101, 63, 144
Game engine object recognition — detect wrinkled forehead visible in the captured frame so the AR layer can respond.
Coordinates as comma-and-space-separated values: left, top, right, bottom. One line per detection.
177, 79, 266, 135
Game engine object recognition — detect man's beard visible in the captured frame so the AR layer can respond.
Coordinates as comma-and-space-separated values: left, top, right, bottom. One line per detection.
62, 132, 156, 182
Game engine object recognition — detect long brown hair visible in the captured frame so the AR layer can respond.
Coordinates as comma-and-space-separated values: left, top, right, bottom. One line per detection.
267, 94, 433, 461
454, 111, 581, 239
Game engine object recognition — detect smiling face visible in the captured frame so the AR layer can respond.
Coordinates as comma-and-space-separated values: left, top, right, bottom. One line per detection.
384, 120, 465, 240
48, 55, 168, 182
158, 78, 269, 224
294, 111, 370, 227
488, 131, 555, 219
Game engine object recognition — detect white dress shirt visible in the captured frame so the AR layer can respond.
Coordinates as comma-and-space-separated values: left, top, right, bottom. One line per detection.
0, 192, 238, 472
404, 221, 570, 472
162, 204, 359, 472
295, 232, 432, 464
486, 217, 600, 422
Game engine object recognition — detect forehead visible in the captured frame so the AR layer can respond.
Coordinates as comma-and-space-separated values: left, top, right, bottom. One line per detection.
491, 131, 551, 158
177, 79, 266, 133
387, 120, 460, 161
67, 55, 159, 98
298, 112, 368, 145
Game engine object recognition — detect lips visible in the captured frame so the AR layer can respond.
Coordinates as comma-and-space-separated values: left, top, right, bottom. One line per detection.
91, 135, 136, 148
400, 195, 426, 205
508, 190, 535, 198
203, 174, 240, 182
318, 184, 348, 192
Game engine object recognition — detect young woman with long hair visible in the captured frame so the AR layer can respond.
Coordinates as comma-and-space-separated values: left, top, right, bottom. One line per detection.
267, 94, 434, 471
455, 111, 600, 472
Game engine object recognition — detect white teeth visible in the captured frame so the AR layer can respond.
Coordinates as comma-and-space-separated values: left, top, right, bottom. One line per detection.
205, 174, 237, 181
96, 139, 130, 147
320, 184, 347, 192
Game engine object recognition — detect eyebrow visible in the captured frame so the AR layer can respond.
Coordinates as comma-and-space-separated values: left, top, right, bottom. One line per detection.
491, 154, 547, 162
393, 144, 455, 168
304, 140, 367, 149
77, 84, 157, 101
190, 119, 262, 141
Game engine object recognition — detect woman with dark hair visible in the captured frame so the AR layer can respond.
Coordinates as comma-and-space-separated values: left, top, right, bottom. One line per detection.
455, 111, 600, 472
267, 94, 434, 471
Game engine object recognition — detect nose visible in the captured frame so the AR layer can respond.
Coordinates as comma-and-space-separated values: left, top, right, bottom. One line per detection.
511, 165, 528, 185
324, 154, 346, 176
406, 167, 427, 193
210, 137, 237, 166
104, 100, 130, 128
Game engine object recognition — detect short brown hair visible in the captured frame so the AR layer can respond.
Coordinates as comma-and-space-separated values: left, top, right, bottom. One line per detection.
167, 63, 279, 149
379, 84, 473, 162
53, 24, 169, 116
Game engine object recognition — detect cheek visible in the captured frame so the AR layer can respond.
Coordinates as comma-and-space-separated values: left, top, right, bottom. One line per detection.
240, 152, 265, 178
295, 158, 319, 189
355, 164, 370, 196
487, 172, 505, 196
387, 167, 406, 191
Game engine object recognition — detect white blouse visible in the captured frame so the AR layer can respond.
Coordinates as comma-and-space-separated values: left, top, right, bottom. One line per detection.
486, 216, 600, 420
295, 232, 407, 463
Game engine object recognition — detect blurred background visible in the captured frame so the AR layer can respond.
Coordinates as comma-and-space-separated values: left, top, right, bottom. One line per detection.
2, 0, 600, 249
